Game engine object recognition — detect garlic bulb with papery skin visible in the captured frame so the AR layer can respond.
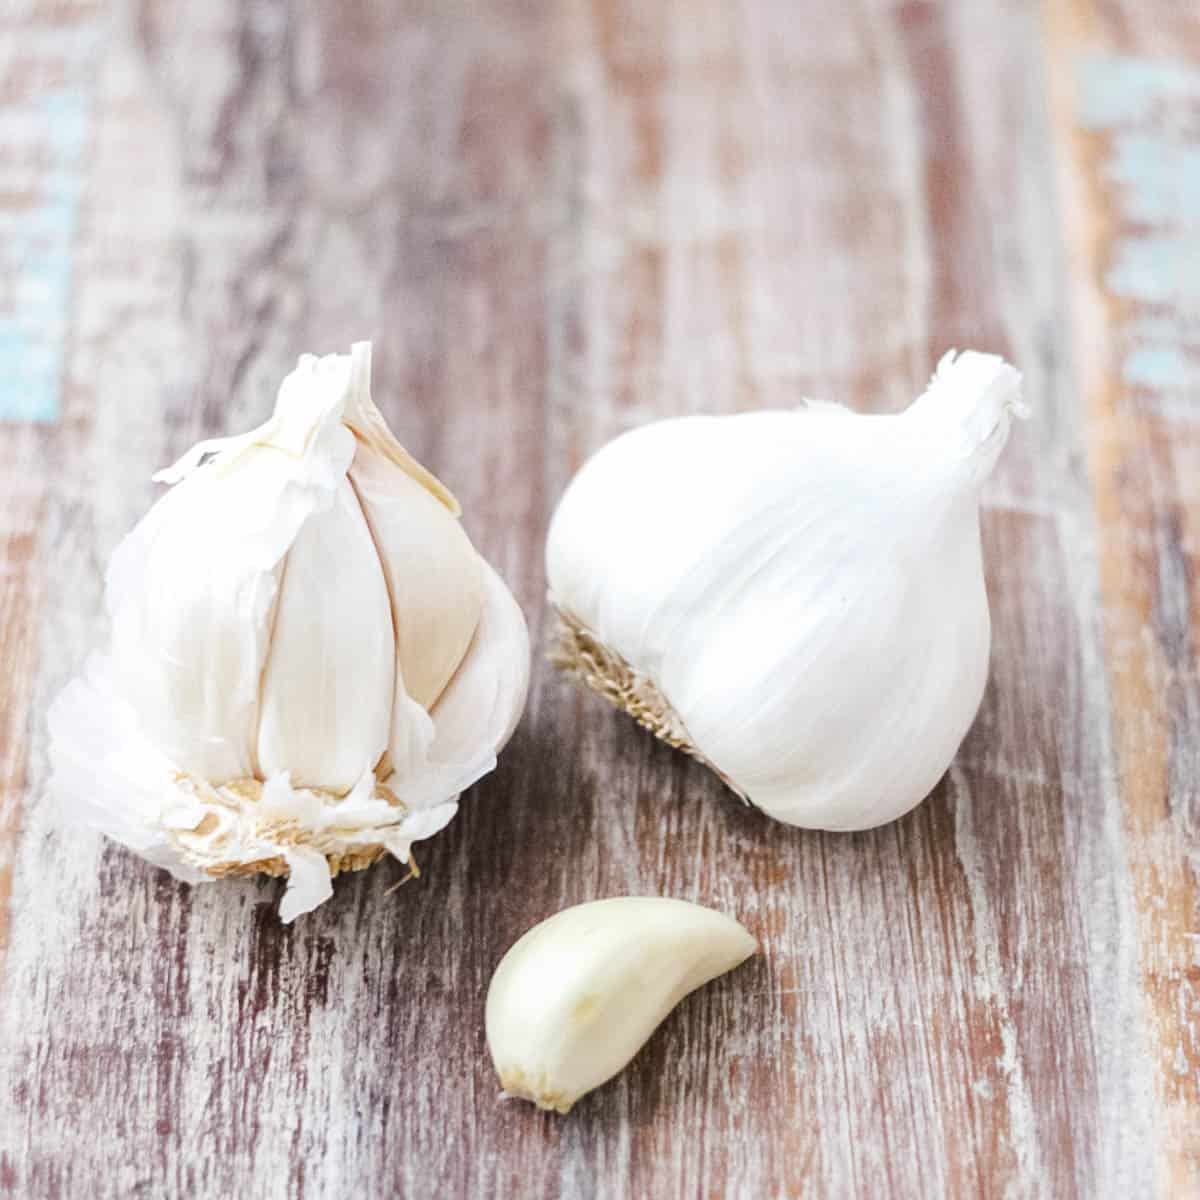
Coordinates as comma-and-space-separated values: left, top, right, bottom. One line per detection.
49, 343, 530, 921
546, 350, 1025, 831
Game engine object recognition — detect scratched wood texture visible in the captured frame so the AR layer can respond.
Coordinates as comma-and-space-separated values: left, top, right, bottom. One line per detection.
0, 0, 1196, 1196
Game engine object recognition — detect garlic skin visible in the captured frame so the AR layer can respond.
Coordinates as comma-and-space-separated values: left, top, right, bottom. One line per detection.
486, 897, 757, 1113
49, 343, 530, 921
546, 350, 1026, 832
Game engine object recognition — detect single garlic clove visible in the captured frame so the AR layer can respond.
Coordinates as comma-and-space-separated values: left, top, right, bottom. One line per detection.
349, 443, 485, 713
255, 476, 395, 793
485, 897, 757, 1114
392, 560, 531, 809
430, 561, 531, 759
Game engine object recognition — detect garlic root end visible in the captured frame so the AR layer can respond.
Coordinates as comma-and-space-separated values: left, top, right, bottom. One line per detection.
549, 603, 746, 800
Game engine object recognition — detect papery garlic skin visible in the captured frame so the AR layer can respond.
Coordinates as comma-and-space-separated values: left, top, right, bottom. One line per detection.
547, 350, 1025, 832
49, 343, 530, 921
486, 898, 757, 1113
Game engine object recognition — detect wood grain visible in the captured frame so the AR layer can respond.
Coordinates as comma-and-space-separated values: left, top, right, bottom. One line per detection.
1047, 1, 1200, 1191
0, 0, 1195, 1196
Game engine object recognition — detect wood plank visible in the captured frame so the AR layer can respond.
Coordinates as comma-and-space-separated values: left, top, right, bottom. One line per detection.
1046, 1, 1200, 1193
0, 0, 1193, 1195
0, 427, 46, 964
0, 0, 104, 963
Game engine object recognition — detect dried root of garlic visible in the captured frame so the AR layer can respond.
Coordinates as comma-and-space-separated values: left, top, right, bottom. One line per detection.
549, 608, 745, 797
486, 897, 757, 1113
546, 350, 1026, 832
49, 343, 530, 921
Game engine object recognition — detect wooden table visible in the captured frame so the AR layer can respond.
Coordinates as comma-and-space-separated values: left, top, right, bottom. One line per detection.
1, 1, 1197, 1196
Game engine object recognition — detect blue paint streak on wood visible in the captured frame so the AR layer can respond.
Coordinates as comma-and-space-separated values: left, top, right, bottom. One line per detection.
1077, 54, 1200, 402
0, 58, 97, 423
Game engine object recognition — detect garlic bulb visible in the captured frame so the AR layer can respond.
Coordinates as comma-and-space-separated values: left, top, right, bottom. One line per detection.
486, 897, 757, 1113
49, 343, 530, 920
546, 350, 1025, 831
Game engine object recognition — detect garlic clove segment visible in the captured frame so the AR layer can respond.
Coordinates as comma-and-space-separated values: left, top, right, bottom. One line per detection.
397, 561, 532, 810
546, 350, 1026, 831
485, 897, 757, 1114
433, 561, 531, 759
255, 476, 395, 793
350, 443, 485, 714
49, 342, 531, 920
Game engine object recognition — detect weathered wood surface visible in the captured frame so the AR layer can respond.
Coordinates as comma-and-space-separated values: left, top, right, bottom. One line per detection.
0, 0, 1196, 1195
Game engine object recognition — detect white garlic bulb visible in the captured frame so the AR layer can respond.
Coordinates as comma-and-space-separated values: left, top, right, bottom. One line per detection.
486, 897, 757, 1113
49, 343, 530, 920
547, 351, 1025, 831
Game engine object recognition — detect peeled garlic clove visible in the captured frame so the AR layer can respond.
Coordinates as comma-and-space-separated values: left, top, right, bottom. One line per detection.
255, 476, 395, 793
48, 342, 530, 920
486, 897, 757, 1114
546, 350, 1026, 831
